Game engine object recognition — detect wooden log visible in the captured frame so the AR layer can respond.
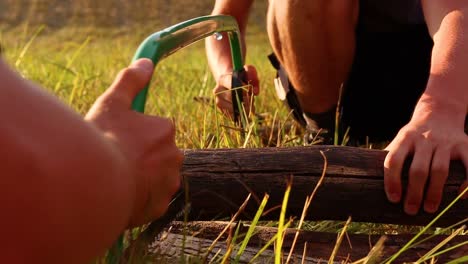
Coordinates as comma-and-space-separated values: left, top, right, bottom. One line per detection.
152, 221, 467, 263
152, 233, 324, 263
178, 146, 466, 226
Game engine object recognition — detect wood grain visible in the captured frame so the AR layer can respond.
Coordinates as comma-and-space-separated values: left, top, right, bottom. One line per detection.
177, 146, 467, 226
152, 221, 468, 263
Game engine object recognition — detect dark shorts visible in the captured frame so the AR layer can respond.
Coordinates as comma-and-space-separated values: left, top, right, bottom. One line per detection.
341, 23, 434, 141
271, 21, 468, 142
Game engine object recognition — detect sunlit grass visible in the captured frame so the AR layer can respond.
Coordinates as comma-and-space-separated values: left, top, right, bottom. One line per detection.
1, 23, 466, 263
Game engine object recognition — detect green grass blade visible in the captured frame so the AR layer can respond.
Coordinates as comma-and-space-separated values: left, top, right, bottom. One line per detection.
106, 233, 125, 264
221, 221, 243, 264
286, 150, 328, 264
276, 178, 292, 264
249, 220, 293, 264
334, 84, 344, 146
329, 216, 352, 263
54, 36, 90, 93
418, 240, 468, 263
415, 225, 466, 263
203, 194, 251, 262
14, 25, 45, 68
235, 194, 269, 262
404, 217, 468, 250
446, 255, 468, 264
385, 186, 468, 263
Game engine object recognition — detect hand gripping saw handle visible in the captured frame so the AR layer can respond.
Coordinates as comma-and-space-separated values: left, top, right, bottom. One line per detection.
110, 15, 247, 262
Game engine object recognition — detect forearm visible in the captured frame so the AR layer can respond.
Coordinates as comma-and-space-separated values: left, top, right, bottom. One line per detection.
206, 0, 253, 79
423, 3, 468, 122
0, 61, 135, 263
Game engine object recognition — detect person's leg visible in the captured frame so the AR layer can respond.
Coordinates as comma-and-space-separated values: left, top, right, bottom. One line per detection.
267, 0, 359, 115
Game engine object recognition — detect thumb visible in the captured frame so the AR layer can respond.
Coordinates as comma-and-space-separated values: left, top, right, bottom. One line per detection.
107, 58, 155, 108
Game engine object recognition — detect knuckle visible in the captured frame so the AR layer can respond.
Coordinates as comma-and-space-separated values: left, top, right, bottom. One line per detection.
213, 85, 224, 94
424, 130, 435, 140
399, 128, 415, 140
119, 67, 138, 82
213, 82, 229, 93
385, 153, 401, 167
157, 118, 176, 137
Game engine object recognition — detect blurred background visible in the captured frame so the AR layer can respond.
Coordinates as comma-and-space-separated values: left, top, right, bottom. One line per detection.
0, 0, 268, 29
0, 0, 289, 150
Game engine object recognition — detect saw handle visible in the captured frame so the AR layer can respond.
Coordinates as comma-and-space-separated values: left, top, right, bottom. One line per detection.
231, 68, 248, 125
130, 15, 245, 114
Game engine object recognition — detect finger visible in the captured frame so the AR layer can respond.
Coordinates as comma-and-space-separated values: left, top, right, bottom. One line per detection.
215, 96, 234, 118
245, 65, 260, 95
424, 146, 450, 213
106, 58, 154, 108
384, 135, 413, 203
405, 140, 433, 215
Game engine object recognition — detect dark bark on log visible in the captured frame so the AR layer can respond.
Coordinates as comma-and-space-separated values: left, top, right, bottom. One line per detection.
178, 146, 467, 226
152, 221, 467, 263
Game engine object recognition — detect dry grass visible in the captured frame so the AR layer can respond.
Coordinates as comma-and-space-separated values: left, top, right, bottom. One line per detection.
1, 3, 466, 263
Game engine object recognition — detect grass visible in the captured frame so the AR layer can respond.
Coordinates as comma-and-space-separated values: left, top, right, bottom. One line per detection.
1, 22, 467, 263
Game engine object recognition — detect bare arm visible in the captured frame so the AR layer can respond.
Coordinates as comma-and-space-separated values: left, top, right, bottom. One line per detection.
384, 0, 468, 215
422, 0, 468, 114
206, 0, 254, 79
205, 0, 260, 116
0, 59, 182, 263
0, 60, 133, 262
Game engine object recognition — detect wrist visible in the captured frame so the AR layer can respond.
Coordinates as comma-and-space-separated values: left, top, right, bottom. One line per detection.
415, 92, 467, 125
211, 62, 233, 83
425, 74, 468, 114
205, 37, 236, 83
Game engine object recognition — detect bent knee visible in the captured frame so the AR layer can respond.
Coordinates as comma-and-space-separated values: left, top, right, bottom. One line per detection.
268, 0, 358, 22
267, 0, 359, 56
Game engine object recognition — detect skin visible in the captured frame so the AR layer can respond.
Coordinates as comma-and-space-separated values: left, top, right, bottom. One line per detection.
206, 0, 468, 215
206, 0, 259, 117
385, 0, 468, 215
0, 58, 183, 263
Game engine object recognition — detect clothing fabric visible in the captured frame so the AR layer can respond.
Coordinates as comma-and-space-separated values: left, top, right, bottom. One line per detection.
341, 1, 433, 141
359, 0, 425, 31
271, 1, 467, 141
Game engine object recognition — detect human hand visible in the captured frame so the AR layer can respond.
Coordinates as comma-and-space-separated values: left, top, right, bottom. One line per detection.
85, 59, 184, 227
214, 65, 260, 118
384, 95, 467, 215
